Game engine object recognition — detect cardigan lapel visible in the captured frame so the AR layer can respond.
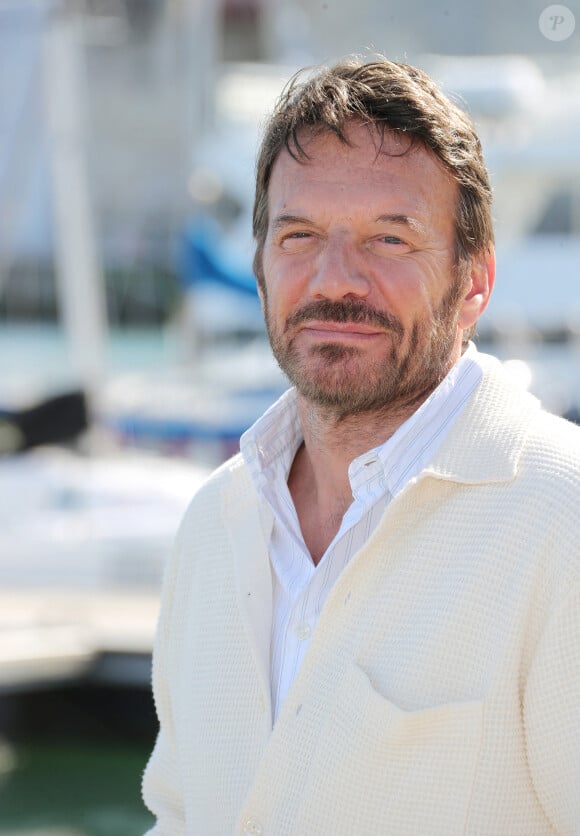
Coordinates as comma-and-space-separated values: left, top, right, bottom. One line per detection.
223, 460, 274, 717
426, 352, 541, 486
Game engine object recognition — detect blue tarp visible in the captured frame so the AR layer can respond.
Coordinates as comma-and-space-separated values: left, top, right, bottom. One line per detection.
178, 216, 258, 297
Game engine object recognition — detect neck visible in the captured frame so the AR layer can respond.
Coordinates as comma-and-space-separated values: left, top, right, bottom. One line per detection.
287, 346, 466, 563
301, 400, 402, 462
291, 395, 417, 510
294, 340, 467, 482
287, 398, 420, 565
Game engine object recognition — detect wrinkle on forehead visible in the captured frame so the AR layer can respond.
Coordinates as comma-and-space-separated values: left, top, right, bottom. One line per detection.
271, 125, 456, 217
285, 121, 457, 205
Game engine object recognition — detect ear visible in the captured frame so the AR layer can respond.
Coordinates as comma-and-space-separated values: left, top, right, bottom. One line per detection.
458, 247, 495, 331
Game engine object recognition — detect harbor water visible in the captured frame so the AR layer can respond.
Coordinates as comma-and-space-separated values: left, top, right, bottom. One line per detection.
0, 740, 154, 835
0, 685, 157, 835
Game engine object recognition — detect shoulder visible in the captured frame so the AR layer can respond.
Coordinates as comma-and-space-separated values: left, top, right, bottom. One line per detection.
477, 351, 580, 468
521, 409, 580, 557
178, 452, 252, 530
193, 450, 249, 497
515, 407, 580, 592
524, 405, 580, 481
462, 353, 580, 571
531, 404, 580, 446
160, 453, 256, 599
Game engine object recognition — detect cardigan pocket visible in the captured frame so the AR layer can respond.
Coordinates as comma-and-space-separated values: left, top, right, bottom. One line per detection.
295, 661, 484, 835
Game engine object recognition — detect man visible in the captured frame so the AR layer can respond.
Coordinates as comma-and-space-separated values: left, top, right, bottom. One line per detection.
143, 58, 580, 834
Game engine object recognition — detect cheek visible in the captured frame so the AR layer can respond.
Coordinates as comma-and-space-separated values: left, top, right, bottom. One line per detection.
263, 266, 304, 315
262, 281, 294, 334
375, 276, 428, 324
391, 265, 452, 318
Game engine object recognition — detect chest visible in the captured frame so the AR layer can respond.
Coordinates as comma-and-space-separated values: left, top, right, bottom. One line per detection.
295, 502, 347, 565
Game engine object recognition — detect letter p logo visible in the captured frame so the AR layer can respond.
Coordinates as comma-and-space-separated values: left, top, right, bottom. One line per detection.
539, 5, 576, 40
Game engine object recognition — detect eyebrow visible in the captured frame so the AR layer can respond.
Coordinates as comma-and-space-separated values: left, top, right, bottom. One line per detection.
271, 212, 426, 234
374, 213, 426, 233
270, 213, 312, 232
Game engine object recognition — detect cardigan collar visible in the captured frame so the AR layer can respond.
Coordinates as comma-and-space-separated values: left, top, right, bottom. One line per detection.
424, 351, 540, 486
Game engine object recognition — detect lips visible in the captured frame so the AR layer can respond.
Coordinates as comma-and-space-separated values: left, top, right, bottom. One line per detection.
299, 321, 384, 338
284, 300, 404, 339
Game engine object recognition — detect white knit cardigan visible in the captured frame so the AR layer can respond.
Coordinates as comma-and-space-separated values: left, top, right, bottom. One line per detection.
143, 353, 580, 835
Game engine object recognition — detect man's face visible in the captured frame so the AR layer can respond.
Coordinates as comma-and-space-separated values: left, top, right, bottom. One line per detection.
259, 122, 478, 418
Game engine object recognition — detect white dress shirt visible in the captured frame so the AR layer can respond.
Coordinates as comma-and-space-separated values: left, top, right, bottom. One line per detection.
240, 344, 484, 720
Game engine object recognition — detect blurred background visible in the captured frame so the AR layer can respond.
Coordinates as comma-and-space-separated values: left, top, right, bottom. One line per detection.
0, 0, 579, 833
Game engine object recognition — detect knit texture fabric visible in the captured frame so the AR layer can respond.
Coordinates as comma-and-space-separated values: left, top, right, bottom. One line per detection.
142, 353, 580, 835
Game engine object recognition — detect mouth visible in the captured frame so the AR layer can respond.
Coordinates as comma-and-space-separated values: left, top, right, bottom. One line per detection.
284, 300, 405, 342
298, 321, 386, 341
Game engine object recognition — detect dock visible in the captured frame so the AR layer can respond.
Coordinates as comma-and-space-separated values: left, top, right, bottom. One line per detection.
0, 589, 159, 693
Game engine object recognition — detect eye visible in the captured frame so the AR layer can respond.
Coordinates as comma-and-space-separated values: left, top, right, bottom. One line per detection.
280, 230, 315, 250
368, 234, 412, 256
379, 235, 404, 245
371, 234, 413, 253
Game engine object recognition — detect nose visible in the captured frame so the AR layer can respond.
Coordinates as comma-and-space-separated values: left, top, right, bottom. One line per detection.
309, 236, 371, 301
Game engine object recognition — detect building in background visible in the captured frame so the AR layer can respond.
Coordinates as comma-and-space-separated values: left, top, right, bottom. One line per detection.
259, 0, 580, 62
2, 0, 579, 322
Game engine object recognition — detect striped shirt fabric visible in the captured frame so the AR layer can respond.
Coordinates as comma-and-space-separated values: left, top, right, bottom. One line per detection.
240, 343, 484, 720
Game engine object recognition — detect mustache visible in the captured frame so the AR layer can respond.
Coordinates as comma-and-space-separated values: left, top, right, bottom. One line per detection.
285, 300, 404, 338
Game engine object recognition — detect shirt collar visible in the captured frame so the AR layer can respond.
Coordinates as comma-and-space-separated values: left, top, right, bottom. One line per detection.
240, 387, 302, 489
356, 341, 483, 497
241, 343, 484, 496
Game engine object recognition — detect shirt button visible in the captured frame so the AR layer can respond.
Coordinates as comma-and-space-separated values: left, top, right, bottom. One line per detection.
294, 622, 311, 641
243, 818, 263, 835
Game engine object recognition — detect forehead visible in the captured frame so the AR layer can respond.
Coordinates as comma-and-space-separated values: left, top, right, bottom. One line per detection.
267, 122, 457, 227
